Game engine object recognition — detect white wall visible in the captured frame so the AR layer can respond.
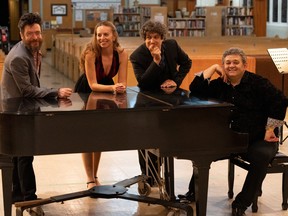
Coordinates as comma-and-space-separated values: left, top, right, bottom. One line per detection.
128, 0, 160, 7
196, 0, 217, 7
267, 23, 288, 39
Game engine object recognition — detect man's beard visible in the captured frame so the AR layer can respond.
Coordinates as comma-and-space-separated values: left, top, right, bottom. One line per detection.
24, 39, 42, 53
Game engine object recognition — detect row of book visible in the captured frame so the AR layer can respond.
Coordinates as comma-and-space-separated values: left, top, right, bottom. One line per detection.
168, 19, 205, 29
225, 16, 253, 25
168, 29, 205, 37
113, 15, 141, 22
121, 7, 140, 14
224, 26, 254, 35
140, 7, 151, 17
121, 23, 140, 31
226, 7, 253, 16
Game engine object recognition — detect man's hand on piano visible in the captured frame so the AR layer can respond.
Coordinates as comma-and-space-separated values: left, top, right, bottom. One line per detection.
161, 79, 177, 88
161, 86, 177, 94
58, 88, 73, 98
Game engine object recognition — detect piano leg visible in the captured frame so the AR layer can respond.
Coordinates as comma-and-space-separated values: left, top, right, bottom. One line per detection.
13, 175, 194, 216
0, 155, 13, 216
193, 162, 211, 216
163, 156, 176, 200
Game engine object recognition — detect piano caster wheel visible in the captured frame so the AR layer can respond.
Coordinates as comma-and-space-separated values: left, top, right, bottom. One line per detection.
167, 209, 187, 216
26, 206, 45, 216
138, 181, 151, 196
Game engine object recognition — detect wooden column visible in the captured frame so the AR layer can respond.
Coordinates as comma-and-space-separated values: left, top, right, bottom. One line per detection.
8, 0, 20, 42
253, 0, 267, 36
186, 0, 196, 13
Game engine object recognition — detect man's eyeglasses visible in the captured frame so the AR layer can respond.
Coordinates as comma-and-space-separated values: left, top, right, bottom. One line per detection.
25, 31, 42, 37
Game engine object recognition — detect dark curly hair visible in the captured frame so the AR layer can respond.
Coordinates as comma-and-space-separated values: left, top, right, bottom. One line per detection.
139, 20, 167, 40
18, 12, 42, 33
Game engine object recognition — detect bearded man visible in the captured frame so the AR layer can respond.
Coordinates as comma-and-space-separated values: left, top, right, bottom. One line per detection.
1, 12, 72, 203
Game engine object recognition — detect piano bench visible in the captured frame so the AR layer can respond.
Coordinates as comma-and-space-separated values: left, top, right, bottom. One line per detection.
228, 151, 288, 213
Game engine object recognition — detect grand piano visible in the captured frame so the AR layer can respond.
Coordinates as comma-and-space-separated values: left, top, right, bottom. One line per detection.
0, 87, 248, 216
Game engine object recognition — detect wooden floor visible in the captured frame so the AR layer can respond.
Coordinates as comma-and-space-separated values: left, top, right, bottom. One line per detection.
0, 51, 288, 216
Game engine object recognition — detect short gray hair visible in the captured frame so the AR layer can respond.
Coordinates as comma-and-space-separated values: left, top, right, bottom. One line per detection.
222, 47, 247, 64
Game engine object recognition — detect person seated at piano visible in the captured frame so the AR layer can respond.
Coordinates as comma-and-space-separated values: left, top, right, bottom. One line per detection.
1, 12, 72, 204
188, 47, 288, 216
129, 20, 192, 186
75, 21, 128, 189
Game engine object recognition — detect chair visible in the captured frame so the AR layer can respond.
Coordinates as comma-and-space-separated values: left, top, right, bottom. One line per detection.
228, 151, 288, 212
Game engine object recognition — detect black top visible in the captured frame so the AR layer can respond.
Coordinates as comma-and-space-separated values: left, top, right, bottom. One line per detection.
189, 71, 288, 143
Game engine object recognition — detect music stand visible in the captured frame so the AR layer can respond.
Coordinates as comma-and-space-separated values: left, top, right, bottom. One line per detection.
267, 48, 288, 144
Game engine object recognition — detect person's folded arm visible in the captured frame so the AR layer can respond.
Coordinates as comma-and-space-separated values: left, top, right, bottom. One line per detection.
174, 42, 192, 86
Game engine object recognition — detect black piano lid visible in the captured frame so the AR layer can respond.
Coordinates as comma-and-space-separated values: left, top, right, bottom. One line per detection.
0, 88, 172, 115
0, 87, 234, 115
128, 86, 234, 108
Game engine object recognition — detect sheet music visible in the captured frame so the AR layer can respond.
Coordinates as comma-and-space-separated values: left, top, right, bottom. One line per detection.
267, 48, 288, 74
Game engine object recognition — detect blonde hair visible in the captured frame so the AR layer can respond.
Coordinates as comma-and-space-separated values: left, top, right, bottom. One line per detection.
79, 21, 123, 72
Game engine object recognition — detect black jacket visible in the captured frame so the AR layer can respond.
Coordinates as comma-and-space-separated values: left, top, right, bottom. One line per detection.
189, 71, 288, 143
130, 39, 192, 90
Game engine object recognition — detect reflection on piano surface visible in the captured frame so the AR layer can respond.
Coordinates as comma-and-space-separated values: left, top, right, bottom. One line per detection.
0, 87, 248, 216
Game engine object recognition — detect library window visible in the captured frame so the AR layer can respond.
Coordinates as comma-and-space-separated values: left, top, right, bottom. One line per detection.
267, 0, 270, 22
269, 0, 288, 23
282, 0, 287, 22
273, 0, 278, 22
